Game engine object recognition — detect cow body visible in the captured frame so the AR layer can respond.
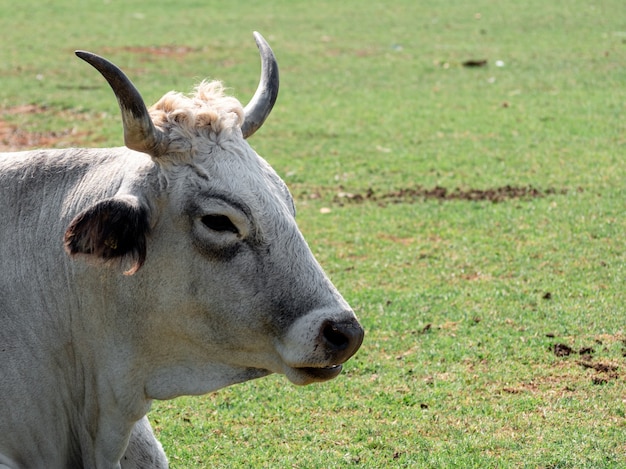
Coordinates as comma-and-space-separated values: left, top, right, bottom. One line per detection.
0, 34, 362, 468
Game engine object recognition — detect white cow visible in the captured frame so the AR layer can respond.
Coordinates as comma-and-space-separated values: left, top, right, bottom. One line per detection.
0, 33, 363, 468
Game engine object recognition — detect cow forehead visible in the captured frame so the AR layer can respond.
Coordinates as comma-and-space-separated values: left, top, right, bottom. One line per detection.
163, 141, 295, 219
144, 80, 295, 216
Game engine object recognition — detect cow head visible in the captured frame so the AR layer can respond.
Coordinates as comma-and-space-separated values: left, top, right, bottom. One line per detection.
63, 33, 363, 398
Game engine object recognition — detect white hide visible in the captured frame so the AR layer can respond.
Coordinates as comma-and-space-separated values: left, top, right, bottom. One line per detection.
0, 80, 362, 468
120, 417, 168, 469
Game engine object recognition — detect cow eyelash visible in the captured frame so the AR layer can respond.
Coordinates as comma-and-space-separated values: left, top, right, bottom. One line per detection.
200, 214, 240, 235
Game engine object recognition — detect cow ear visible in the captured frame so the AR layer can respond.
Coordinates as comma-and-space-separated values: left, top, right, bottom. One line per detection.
64, 196, 150, 275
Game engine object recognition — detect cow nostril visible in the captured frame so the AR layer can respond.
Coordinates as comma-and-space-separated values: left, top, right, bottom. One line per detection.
317, 319, 364, 363
322, 322, 350, 351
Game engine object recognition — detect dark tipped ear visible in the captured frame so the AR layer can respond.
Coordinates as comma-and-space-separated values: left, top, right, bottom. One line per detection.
64, 196, 150, 275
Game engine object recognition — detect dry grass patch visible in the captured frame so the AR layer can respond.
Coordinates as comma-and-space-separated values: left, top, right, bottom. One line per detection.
0, 104, 94, 151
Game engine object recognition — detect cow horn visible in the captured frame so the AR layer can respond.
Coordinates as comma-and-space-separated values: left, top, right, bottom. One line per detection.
241, 32, 280, 139
75, 50, 168, 158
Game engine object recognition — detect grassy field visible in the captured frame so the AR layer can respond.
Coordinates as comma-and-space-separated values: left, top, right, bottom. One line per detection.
1, 0, 625, 467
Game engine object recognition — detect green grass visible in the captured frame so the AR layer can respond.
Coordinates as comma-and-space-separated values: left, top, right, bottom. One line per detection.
2, 0, 625, 467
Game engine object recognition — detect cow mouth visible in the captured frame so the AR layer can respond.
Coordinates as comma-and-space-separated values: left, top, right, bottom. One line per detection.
290, 364, 343, 383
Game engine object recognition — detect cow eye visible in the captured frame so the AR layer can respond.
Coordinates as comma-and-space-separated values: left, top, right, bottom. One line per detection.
200, 214, 240, 234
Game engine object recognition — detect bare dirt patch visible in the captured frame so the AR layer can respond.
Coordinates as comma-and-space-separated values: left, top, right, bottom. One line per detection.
503, 338, 623, 395
332, 185, 570, 206
578, 360, 618, 375
552, 343, 575, 357
0, 105, 90, 151
550, 340, 621, 385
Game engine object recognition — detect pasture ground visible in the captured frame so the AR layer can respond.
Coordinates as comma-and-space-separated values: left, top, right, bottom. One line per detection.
1, 0, 624, 467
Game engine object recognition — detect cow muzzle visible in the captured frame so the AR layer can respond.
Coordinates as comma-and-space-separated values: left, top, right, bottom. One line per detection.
278, 311, 364, 385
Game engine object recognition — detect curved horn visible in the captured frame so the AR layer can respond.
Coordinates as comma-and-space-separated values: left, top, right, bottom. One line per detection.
241, 32, 280, 139
75, 50, 168, 158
